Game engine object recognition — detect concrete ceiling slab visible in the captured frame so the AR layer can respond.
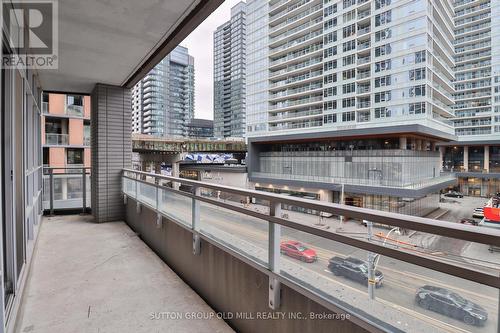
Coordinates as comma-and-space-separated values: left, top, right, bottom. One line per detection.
38, 0, 199, 93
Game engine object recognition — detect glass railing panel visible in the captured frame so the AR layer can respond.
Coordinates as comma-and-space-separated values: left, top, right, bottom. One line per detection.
123, 177, 137, 198
198, 197, 269, 267
158, 188, 192, 227
138, 181, 156, 208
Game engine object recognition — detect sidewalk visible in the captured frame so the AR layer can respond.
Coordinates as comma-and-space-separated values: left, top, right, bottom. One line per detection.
15, 215, 233, 333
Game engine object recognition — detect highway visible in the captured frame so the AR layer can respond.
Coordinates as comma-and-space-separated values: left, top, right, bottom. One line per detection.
134, 187, 499, 333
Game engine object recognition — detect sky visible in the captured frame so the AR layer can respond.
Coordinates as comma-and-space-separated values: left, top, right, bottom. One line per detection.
181, 0, 242, 120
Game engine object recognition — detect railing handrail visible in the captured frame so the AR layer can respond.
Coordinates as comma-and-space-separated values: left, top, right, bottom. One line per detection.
122, 169, 500, 290
43, 166, 91, 170
122, 168, 500, 247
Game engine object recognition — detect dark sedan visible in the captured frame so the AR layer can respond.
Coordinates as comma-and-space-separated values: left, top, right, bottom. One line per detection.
444, 191, 464, 198
415, 285, 488, 326
328, 256, 383, 288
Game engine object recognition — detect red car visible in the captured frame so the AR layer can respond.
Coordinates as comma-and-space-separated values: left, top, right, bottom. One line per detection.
280, 240, 317, 263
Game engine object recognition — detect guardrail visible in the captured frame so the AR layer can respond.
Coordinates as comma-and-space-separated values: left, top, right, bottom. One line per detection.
122, 168, 500, 333
45, 133, 69, 145
43, 166, 91, 214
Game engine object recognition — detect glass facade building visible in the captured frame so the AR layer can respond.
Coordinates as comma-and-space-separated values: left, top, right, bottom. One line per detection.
213, 2, 247, 138
245, 0, 456, 138
132, 46, 194, 137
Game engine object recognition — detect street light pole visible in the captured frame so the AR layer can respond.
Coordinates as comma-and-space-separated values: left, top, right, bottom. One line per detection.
340, 183, 345, 223
374, 227, 400, 269
365, 220, 376, 300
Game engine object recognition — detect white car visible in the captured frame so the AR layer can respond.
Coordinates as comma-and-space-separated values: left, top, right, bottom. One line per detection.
472, 208, 484, 218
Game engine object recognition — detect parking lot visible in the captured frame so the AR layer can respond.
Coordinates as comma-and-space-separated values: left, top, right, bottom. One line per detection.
439, 195, 490, 224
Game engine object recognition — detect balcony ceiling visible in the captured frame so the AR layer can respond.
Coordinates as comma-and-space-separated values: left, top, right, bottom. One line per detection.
38, 0, 221, 94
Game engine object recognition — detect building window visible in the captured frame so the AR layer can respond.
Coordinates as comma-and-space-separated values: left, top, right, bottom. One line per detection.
375, 107, 391, 118
342, 111, 356, 122
375, 44, 391, 57
375, 11, 391, 27
342, 40, 356, 52
375, 29, 391, 42
375, 91, 391, 103
324, 100, 337, 110
415, 50, 426, 63
324, 17, 337, 30
409, 102, 426, 114
342, 24, 356, 38
342, 83, 356, 94
409, 68, 426, 81
324, 73, 337, 84
324, 60, 337, 71
343, 0, 356, 9
343, 54, 355, 66
324, 87, 337, 97
324, 31, 337, 44
343, 10, 356, 23
343, 69, 356, 80
324, 4, 337, 17
375, 75, 391, 87
342, 98, 356, 108
43, 148, 49, 165
323, 114, 337, 124
375, 0, 391, 9
375, 60, 391, 72
324, 46, 337, 58
67, 148, 84, 165
409, 85, 426, 97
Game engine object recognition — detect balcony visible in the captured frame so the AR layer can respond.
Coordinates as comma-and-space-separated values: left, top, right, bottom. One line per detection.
15, 214, 233, 333
119, 170, 500, 332
66, 104, 84, 117
45, 133, 69, 145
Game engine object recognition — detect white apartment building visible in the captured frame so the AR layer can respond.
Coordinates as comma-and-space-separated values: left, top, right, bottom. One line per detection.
245, 0, 456, 138
132, 46, 195, 137
214, 2, 247, 138
453, 0, 500, 140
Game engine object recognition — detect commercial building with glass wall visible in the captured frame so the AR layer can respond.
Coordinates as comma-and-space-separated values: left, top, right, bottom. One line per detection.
213, 2, 247, 138
42, 93, 91, 211
439, 141, 500, 196
248, 126, 456, 217
132, 46, 195, 137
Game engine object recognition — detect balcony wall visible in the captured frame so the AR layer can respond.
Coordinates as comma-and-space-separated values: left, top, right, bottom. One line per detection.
124, 199, 370, 333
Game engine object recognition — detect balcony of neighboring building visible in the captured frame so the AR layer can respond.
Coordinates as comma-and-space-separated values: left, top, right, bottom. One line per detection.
42, 93, 90, 119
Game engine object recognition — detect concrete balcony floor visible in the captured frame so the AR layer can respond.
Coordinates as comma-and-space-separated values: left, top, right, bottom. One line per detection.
15, 215, 233, 333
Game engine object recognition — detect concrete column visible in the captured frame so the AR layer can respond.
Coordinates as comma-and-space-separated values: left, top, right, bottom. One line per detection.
463, 146, 469, 172
154, 162, 161, 174
319, 190, 333, 203
91, 84, 132, 222
423, 140, 430, 151
431, 141, 437, 151
485, 145, 490, 173
399, 137, 407, 150
172, 162, 180, 190
410, 138, 416, 150
416, 139, 423, 151
439, 146, 445, 171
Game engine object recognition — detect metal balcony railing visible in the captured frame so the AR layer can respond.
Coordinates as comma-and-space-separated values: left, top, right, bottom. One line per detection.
43, 166, 91, 214
122, 169, 500, 333
66, 104, 84, 117
42, 102, 48, 114
45, 133, 69, 145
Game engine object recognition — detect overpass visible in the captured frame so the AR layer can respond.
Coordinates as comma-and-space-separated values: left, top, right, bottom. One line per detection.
132, 134, 247, 185
132, 134, 247, 153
